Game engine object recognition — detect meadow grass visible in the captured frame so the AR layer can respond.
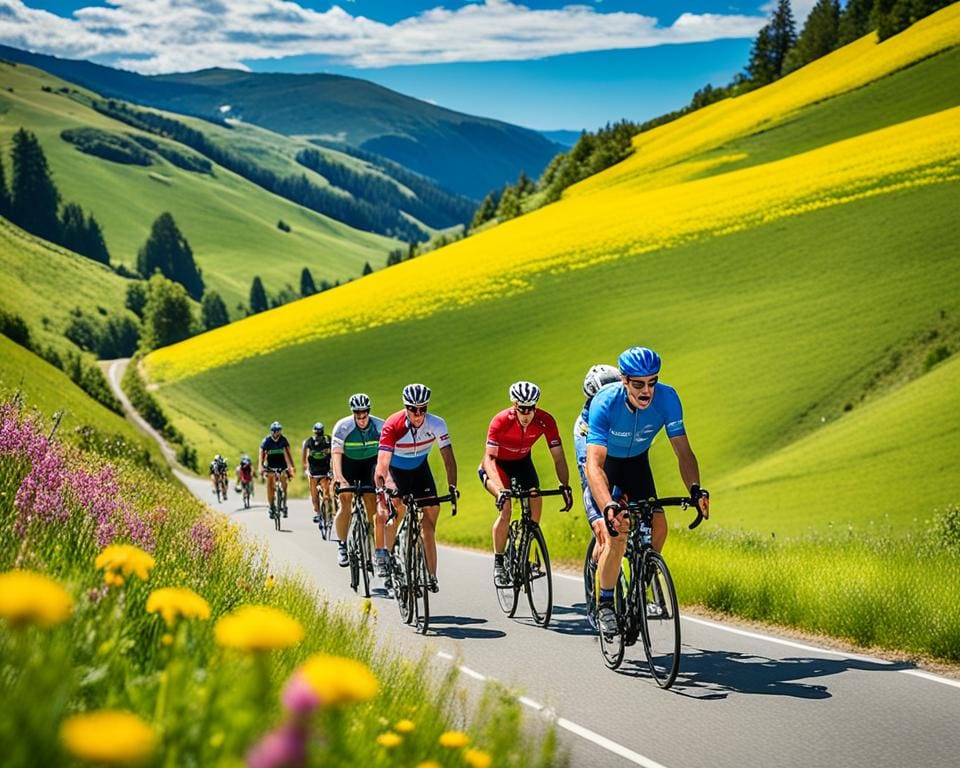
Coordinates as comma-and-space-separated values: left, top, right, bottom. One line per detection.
0, 62, 396, 311
0, 392, 563, 768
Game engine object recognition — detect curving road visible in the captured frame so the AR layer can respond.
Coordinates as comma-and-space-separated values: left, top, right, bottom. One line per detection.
108, 361, 960, 768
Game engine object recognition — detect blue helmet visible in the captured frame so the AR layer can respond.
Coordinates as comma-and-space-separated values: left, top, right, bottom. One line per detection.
618, 347, 661, 377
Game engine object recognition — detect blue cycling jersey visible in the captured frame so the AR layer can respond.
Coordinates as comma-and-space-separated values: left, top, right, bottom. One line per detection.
586, 382, 685, 458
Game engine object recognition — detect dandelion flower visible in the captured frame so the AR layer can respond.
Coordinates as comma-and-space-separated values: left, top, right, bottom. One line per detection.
416, 762, 441, 768
0, 570, 73, 628
60, 710, 157, 765
298, 653, 379, 706
214, 605, 304, 651
439, 731, 470, 749
395, 719, 415, 733
465, 748, 493, 768
377, 732, 402, 748
95, 544, 155, 582
146, 587, 210, 627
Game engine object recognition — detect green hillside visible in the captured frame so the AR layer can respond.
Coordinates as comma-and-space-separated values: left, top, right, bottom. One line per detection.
142, 14, 960, 554
0, 60, 396, 312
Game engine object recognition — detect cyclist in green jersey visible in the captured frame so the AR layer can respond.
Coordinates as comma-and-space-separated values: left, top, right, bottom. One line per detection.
259, 421, 295, 518
331, 394, 385, 567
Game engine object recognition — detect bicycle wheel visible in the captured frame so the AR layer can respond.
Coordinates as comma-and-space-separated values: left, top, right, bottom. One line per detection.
640, 551, 681, 688
524, 526, 553, 627
274, 485, 283, 531
243, 484, 251, 509
355, 518, 371, 598
391, 539, 410, 623
318, 498, 328, 540
598, 567, 626, 670
495, 527, 520, 616
583, 537, 597, 628
411, 538, 430, 634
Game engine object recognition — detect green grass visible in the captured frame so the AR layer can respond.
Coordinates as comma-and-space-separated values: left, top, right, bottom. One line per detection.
0, 61, 397, 312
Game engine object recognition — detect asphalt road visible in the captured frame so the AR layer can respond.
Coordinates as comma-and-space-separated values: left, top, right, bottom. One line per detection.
107, 361, 960, 768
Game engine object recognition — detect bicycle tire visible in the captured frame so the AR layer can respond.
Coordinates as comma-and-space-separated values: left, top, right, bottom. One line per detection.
583, 537, 597, 627
495, 525, 520, 616
391, 532, 410, 624
412, 537, 430, 634
356, 514, 371, 598
598, 566, 626, 670
524, 525, 553, 627
640, 551, 681, 688
318, 498, 328, 540
243, 483, 251, 509
274, 484, 284, 531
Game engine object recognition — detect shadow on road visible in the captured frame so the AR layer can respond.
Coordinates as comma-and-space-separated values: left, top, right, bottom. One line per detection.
610, 647, 912, 700
542, 602, 596, 637
429, 615, 507, 640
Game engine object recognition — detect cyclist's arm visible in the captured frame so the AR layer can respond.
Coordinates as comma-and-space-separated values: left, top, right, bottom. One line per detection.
258, 449, 266, 475
481, 444, 503, 493
548, 444, 570, 487
669, 434, 709, 518
284, 445, 296, 476
585, 444, 612, 510
331, 449, 346, 485
301, 442, 309, 473
374, 449, 392, 491
439, 443, 457, 488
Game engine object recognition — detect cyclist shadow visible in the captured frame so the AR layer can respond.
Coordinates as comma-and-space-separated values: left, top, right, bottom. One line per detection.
625, 647, 912, 700
429, 615, 507, 640
543, 602, 597, 637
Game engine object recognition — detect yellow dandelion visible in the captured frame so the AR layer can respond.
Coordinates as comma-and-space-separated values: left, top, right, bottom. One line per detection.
161, 633, 174, 647
395, 719, 415, 733
146, 587, 211, 627
214, 605, 304, 651
0, 570, 73, 628
377, 732, 402, 749
60, 710, 157, 765
439, 731, 470, 749
416, 762, 441, 768
95, 544, 156, 581
464, 748, 492, 768
297, 653, 379, 706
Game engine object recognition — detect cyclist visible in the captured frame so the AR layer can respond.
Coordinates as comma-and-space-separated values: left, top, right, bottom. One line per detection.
375, 383, 458, 593
259, 421, 295, 519
585, 347, 710, 637
302, 422, 333, 524
574, 364, 621, 628
331, 394, 384, 568
235, 453, 254, 496
209, 454, 228, 495
480, 381, 572, 586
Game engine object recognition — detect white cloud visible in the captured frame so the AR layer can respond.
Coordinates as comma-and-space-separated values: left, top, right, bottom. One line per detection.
0, 0, 767, 73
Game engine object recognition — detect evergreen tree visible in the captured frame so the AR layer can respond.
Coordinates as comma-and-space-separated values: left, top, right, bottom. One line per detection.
496, 185, 521, 220
386, 249, 403, 267
141, 274, 194, 350
125, 282, 148, 318
249, 276, 268, 314
769, 0, 798, 78
300, 267, 317, 297
362, 262, 373, 276
838, 0, 875, 44
784, 0, 840, 73
516, 170, 535, 196
83, 213, 110, 265
98, 315, 140, 358
201, 291, 229, 330
470, 192, 498, 230
0, 155, 9, 218
137, 213, 204, 300
59, 203, 87, 255
10, 128, 61, 241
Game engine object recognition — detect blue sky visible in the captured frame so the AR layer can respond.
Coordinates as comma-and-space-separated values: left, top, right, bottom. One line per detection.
2, 1, 814, 130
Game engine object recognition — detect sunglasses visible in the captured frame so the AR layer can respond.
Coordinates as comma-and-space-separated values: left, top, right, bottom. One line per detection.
516, 405, 536, 414
405, 406, 428, 415
354, 410, 370, 417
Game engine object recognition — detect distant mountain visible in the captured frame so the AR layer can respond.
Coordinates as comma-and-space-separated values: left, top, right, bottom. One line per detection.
0, 45, 562, 199
538, 130, 583, 147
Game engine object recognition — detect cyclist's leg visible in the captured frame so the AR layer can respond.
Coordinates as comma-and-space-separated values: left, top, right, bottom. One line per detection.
335, 492, 352, 540
309, 475, 320, 513
421, 504, 440, 577
623, 452, 665, 552
319, 476, 331, 510
488, 464, 513, 554
381, 493, 404, 552
266, 472, 276, 507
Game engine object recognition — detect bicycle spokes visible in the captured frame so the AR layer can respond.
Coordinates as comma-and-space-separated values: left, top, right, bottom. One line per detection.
640, 552, 680, 688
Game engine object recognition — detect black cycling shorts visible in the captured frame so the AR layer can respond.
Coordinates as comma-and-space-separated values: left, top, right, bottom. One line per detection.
389, 462, 437, 500
477, 454, 540, 491
307, 461, 332, 478
603, 451, 657, 503
341, 456, 377, 489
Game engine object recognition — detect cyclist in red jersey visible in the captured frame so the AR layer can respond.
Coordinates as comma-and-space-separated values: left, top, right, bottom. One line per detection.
480, 381, 573, 585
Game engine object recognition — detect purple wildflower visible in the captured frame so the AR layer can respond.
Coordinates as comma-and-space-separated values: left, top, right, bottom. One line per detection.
188, 519, 216, 560
246, 723, 308, 768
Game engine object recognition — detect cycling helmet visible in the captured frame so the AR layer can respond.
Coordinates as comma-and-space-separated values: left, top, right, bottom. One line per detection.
348, 393, 371, 412
313, 421, 324, 432
618, 347, 661, 377
582, 364, 620, 397
402, 383, 431, 407
270, 421, 282, 431
214, 454, 222, 461
509, 381, 541, 406
240, 454, 251, 464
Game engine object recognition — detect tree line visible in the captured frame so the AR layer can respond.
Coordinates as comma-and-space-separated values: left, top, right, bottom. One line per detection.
470, 0, 953, 230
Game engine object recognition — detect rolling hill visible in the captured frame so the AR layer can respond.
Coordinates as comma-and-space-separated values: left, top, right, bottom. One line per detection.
141, 6, 959, 547
0, 45, 562, 200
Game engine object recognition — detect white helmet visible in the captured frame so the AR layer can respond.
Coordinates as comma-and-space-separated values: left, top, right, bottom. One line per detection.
348, 393, 371, 412
402, 383, 431, 407
509, 381, 541, 407
582, 364, 620, 397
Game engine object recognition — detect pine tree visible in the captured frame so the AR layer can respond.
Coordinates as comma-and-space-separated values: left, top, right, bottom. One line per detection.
83, 213, 110, 265
837, 0, 875, 44
0, 155, 9, 218
362, 262, 373, 276
201, 291, 229, 330
470, 193, 498, 230
300, 267, 317, 297
59, 203, 87, 255
10, 128, 61, 241
784, 0, 840, 73
769, 0, 798, 78
249, 276, 268, 314
141, 274, 194, 350
137, 213, 203, 300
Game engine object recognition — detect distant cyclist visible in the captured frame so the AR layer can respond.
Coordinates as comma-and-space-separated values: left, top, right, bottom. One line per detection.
235, 453, 254, 494
209, 454, 228, 494
585, 347, 710, 637
259, 421, 295, 519
375, 383, 458, 593
331, 394, 384, 568
480, 381, 572, 586
302, 422, 333, 524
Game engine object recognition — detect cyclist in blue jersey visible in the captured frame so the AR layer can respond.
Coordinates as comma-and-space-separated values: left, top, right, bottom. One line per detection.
259, 421, 295, 519
586, 347, 710, 637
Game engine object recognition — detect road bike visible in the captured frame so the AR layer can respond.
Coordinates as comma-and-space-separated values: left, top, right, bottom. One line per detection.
595, 495, 703, 688
214, 470, 228, 503
387, 489, 457, 635
264, 467, 289, 531
336, 483, 376, 597
312, 472, 334, 541
494, 479, 568, 628
240, 477, 254, 509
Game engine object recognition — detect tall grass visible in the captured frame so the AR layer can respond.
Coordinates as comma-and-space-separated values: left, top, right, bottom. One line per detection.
0, 397, 563, 767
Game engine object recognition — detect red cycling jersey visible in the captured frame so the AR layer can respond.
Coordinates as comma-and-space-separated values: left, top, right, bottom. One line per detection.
486, 407, 561, 461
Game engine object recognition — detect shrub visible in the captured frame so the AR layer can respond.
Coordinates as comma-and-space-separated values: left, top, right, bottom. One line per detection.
922, 344, 951, 372
0, 309, 32, 350
60, 127, 152, 166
